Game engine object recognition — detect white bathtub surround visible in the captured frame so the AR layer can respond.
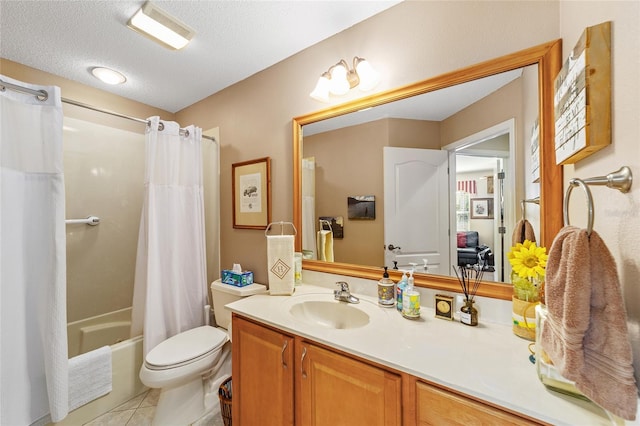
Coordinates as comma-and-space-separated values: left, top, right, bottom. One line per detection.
0, 75, 69, 424
131, 117, 208, 356
68, 346, 112, 411
67, 307, 133, 358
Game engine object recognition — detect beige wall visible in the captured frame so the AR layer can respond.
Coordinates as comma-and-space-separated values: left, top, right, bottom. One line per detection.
303, 118, 440, 266
175, 1, 561, 284
304, 120, 386, 266
557, 1, 640, 381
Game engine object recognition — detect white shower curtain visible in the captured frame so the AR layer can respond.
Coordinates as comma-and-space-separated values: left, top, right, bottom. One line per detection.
131, 117, 208, 356
0, 76, 69, 423
302, 157, 317, 259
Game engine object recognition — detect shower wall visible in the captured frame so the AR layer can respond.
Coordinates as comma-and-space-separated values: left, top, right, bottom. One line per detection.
64, 117, 220, 324
64, 117, 144, 323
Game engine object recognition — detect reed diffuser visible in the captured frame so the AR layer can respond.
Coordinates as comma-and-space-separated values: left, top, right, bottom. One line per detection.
452, 260, 486, 326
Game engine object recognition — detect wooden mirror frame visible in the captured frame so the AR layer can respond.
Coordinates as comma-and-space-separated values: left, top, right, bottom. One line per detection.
293, 40, 562, 300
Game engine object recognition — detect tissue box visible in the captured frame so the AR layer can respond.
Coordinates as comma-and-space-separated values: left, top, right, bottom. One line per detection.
221, 270, 254, 287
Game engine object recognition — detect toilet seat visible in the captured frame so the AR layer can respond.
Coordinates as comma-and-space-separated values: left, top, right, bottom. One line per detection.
145, 326, 227, 371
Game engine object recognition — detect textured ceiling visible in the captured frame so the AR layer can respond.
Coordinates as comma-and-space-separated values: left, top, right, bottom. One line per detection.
0, 1, 400, 112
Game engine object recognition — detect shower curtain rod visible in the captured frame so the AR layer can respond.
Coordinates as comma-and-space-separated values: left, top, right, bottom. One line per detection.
0, 78, 216, 142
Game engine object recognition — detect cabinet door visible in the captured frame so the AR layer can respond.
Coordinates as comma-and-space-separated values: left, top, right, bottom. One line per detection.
298, 341, 402, 426
232, 315, 294, 426
416, 380, 539, 425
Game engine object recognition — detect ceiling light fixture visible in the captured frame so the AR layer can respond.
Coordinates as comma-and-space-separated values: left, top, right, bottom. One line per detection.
91, 67, 127, 85
127, 1, 195, 50
310, 57, 380, 102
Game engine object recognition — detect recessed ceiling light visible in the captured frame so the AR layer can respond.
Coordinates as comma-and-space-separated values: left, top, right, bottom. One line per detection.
91, 67, 127, 85
127, 1, 195, 50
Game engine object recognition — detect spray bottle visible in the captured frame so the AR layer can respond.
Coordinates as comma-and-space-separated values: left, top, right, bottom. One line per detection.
402, 266, 421, 319
396, 270, 408, 311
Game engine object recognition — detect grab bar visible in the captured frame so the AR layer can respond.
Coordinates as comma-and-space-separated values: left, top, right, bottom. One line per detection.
65, 216, 100, 226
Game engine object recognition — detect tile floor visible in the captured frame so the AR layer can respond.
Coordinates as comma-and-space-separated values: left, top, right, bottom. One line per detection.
83, 389, 225, 426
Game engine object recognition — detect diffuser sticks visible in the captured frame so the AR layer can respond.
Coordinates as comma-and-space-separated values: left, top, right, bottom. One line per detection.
452, 257, 486, 326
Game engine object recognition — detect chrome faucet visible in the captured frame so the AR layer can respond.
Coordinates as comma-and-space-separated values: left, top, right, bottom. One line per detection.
334, 281, 360, 304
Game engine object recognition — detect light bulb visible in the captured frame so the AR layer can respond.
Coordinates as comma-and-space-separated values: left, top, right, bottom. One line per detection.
91, 67, 127, 85
310, 74, 330, 102
355, 59, 380, 91
329, 64, 349, 95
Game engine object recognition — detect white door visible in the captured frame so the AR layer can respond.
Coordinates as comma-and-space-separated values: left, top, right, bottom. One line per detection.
383, 147, 450, 275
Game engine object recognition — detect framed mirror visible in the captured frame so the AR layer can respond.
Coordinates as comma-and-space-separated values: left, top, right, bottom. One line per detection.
293, 40, 562, 300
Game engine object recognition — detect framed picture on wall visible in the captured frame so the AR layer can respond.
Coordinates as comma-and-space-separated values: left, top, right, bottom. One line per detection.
232, 157, 271, 229
470, 198, 494, 219
347, 195, 375, 220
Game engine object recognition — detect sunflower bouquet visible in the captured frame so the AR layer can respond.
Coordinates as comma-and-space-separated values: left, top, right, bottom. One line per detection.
508, 240, 548, 303
508, 240, 548, 340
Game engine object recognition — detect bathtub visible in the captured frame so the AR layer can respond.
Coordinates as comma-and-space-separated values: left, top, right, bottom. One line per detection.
52, 308, 147, 425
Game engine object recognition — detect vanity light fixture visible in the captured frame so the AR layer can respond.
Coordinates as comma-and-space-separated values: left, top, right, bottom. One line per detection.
91, 67, 127, 85
127, 1, 195, 50
310, 57, 380, 102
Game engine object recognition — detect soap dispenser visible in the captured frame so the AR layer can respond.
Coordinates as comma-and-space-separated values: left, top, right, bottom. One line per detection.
402, 268, 421, 319
396, 270, 408, 311
377, 266, 395, 307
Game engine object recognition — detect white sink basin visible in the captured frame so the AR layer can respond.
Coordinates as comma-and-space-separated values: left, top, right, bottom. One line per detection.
289, 300, 370, 330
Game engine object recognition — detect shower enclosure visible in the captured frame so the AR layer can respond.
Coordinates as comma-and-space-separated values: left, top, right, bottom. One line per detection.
60, 116, 220, 422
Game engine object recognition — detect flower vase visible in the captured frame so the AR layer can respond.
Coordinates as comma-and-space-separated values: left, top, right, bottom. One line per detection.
511, 272, 541, 341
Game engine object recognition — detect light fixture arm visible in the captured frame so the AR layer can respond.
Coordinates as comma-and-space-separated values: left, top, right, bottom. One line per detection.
310, 56, 379, 102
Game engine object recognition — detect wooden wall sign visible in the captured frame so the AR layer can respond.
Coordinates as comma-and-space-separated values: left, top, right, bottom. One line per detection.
554, 21, 611, 165
531, 118, 540, 182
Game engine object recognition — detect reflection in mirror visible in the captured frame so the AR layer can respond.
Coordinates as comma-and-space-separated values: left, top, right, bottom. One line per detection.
293, 40, 563, 300
302, 67, 538, 284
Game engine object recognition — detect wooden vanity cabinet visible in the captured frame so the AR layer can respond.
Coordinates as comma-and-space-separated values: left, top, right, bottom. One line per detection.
232, 315, 295, 426
415, 380, 542, 425
296, 340, 402, 426
232, 314, 542, 426
232, 315, 401, 426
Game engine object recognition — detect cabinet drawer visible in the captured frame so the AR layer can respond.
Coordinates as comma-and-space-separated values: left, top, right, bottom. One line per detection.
416, 380, 541, 425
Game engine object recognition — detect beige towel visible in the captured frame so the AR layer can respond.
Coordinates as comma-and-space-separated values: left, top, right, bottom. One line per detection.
317, 230, 334, 262
540, 226, 637, 420
266, 235, 295, 295
512, 219, 536, 246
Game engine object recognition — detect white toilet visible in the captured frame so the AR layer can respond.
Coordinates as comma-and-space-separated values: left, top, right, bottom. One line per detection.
139, 280, 266, 425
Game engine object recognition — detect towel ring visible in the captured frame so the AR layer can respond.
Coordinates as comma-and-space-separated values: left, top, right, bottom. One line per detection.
563, 178, 594, 236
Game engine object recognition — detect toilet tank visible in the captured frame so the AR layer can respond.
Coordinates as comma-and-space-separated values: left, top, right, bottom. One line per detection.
210, 279, 267, 329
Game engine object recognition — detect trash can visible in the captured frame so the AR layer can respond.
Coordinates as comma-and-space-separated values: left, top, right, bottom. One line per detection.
218, 376, 232, 426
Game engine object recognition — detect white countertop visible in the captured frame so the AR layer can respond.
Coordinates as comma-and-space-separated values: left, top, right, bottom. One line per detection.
226, 281, 638, 425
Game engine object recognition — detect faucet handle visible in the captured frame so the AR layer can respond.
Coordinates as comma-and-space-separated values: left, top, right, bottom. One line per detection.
336, 281, 350, 292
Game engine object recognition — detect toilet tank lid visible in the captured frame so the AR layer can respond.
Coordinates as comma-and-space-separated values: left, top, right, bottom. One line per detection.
146, 326, 227, 367
211, 279, 267, 296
